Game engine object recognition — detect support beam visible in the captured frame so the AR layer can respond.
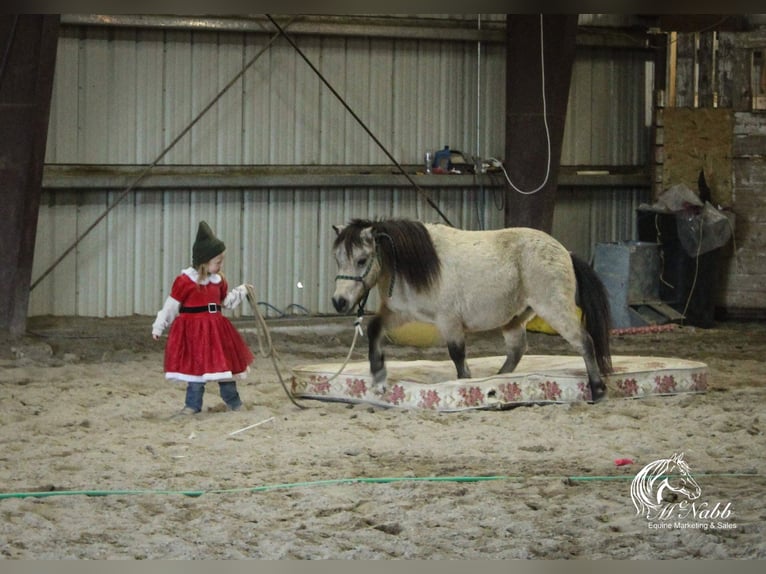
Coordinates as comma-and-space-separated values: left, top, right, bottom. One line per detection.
0, 15, 59, 335
504, 14, 577, 232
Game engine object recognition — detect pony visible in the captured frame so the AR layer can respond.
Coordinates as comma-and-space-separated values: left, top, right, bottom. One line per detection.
630, 453, 702, 519
331, 218, 612, 402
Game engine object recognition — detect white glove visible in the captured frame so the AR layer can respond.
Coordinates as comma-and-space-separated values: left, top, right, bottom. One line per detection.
223, 284, 251, 310
152, 296, 180, 338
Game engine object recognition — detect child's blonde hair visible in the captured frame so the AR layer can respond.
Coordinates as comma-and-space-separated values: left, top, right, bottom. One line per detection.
195, 261, 225, 285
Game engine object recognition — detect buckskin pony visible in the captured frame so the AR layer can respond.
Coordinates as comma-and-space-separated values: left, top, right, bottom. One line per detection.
332, 218, 612, 402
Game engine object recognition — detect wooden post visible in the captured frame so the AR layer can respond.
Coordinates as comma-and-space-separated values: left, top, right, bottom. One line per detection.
675, 32, 696, 107
651, 31, 668, 200
698, 31, 716, 108
0, 15, 59, 336
504, 14, 577, 232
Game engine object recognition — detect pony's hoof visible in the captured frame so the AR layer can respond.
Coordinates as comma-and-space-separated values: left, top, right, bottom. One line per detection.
589, 383, 607, 404
371, 382, 388, 396
371, 369, 387, 395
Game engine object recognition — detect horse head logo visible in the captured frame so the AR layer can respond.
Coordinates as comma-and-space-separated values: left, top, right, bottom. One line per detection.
630, 453, 702, 519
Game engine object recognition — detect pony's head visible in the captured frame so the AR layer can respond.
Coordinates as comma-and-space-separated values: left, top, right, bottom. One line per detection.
331, 218, 441, 314
332, 220, 382, 313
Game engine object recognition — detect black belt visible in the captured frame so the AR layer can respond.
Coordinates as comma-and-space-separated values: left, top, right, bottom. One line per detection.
180, 303, 221, 313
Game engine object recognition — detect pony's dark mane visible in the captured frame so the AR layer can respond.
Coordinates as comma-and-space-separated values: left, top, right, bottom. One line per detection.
335, 218, 441, 293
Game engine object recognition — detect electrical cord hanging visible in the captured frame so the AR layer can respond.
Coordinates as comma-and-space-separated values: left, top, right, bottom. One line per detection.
681, 212, 704, 319
498, 13, 552, 196
655, 214, 676, 290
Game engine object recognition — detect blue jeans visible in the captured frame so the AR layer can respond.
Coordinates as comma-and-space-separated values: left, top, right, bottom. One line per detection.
185, 381, 242, 412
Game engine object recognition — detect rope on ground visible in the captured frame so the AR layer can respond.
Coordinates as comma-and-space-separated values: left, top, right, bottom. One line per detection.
244, 284, 307, 410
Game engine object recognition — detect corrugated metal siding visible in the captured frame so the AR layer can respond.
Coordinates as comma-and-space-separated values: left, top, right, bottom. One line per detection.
32, 18, 650, 318
552, 187, 652, 262
46, 26, 506, 166
563, 47, 651, 166
31, 186, 507, 317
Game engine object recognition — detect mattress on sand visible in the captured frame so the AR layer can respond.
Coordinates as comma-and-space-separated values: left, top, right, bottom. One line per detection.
290, 355, 708, 411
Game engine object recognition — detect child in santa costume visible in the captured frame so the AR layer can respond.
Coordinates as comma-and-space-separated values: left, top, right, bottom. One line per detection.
152, 221, 254, 415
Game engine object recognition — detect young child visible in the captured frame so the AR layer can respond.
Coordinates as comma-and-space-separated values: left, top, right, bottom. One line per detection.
152, 221, 254, 415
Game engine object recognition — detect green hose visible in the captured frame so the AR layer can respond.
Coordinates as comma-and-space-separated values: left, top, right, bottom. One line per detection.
0, 472, 760, 500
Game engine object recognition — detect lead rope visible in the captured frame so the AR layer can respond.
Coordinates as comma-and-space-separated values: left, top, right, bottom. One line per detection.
244, 284, 307, 409
324, 290, 368, 383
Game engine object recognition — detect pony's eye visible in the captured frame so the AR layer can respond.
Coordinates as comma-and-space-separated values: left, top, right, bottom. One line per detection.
357, 257, 368, 268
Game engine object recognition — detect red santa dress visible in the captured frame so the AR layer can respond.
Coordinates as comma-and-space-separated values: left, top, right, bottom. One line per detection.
162, 270, 254, 382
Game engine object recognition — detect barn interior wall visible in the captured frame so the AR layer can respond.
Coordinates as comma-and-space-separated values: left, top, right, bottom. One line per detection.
661, 26, 766, 315
31, 16, 652, 318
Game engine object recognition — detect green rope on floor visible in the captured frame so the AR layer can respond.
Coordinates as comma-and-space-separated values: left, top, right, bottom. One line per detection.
0, 472, 760, 500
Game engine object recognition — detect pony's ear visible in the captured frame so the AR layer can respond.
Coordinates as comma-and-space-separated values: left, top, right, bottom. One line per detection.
359, 227, 374, 244
332, 224, 345, 236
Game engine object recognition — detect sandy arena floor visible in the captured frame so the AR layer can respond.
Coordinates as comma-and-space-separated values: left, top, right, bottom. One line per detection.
0, 314, 764, 559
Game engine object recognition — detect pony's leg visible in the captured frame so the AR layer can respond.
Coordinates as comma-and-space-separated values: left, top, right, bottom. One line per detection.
447, 338, 472, 379
539, 313, 607, 403
567, 327, 607, 402
367, 313, 388, 393
439, 319, 471, 379
498, 308, 535, 374
574, 328, 607, 402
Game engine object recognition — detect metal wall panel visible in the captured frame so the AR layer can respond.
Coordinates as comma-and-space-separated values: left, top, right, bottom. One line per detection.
133, 190, 163, 314
33, 18, 651, 318
30, 186, 508, 317
46, 26, 507, 166
31, 185, 641, 317
46, 21, 645, 167
562, 48, 651, 166
32, 192, 78, 316
552, 187, 652, 262
75, 191, 108, 315
45, 31, 78, 163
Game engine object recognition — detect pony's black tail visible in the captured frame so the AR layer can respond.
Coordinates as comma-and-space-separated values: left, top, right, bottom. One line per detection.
571, 253, 613, 374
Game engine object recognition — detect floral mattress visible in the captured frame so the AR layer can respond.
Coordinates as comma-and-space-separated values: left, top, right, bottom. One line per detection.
290, 355, 708, 411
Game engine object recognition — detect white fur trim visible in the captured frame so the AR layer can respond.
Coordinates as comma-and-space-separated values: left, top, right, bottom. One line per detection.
181, 267, 222, 285
165, 368, 249, 383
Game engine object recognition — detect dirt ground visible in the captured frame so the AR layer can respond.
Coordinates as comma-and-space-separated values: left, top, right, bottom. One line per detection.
0, 314, 764, 559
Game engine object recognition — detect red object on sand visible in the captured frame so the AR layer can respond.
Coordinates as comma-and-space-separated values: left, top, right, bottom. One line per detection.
614, 458, 634, 466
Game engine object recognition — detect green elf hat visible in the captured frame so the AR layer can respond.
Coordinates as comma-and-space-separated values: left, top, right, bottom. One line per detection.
192, 221, 226, 267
